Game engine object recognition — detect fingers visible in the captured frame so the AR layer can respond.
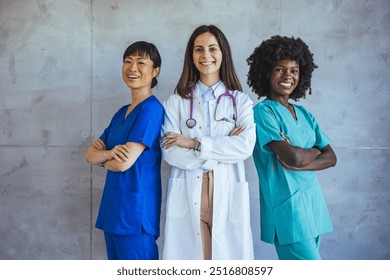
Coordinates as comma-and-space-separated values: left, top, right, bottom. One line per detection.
92, 139, 106, 150
161, 132, 178, 149
161, 137, 179, 150
161, 132, 193, 149
111, 145, 130, 162
162, 131, 176, 141
229, 125, 244, 136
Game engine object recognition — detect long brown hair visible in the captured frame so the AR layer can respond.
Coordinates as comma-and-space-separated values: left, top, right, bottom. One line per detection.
175, 25, 242, 99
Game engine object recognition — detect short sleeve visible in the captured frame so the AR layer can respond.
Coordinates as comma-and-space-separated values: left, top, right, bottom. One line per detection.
99, 107, 124, 143
128, 101, 164, 149
253, 104, 285, 153
310, 113, 331, 149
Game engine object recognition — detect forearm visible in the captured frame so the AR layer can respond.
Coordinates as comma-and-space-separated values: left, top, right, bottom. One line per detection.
199, 97, 256, 163
294, 145, 337, 171
102, 159, 125, 172
162, 145, 209, 170
84, 146, 109, 165
290, 146, 322, 168
296, 154, 334, 171
102, 142, 146, 172
198, 125, 256, 163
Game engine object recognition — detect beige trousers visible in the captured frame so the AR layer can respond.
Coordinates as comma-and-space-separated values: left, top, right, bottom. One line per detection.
200, 171, 214, 260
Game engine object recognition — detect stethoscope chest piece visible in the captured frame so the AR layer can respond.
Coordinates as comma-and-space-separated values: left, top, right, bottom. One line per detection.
186, 118, 197, 128
186, 84, 237, 129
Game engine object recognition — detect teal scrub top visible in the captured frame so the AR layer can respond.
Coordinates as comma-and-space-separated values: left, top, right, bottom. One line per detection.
253, 99, 333, 245
96, 96, 164, 237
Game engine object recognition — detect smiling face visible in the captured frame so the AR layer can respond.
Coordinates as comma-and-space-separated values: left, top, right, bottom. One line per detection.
268, 59, 300, 100
192, 32, 222, 84
122, 54, 159, 91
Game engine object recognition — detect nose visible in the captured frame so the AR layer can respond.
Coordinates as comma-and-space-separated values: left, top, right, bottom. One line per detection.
282, 72, 295, 82
129, 62, 137, 71
202, 49, 211, 58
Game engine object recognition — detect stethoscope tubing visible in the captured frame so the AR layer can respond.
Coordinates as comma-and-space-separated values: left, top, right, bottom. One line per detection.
186, 85, 237, 129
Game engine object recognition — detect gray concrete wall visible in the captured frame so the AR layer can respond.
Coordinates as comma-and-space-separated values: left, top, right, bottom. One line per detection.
0, 0, 389, 260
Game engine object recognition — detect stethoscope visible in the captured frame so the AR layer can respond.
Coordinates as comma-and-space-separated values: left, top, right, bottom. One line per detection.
186, 85, 237, 129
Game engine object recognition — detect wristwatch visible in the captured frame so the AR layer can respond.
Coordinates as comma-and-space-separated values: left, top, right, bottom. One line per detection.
194, 138, 201, 152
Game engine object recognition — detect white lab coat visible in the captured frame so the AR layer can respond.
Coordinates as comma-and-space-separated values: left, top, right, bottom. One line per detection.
161, 83, 256, 260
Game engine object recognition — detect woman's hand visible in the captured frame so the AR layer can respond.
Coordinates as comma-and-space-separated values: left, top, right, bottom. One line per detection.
108, 144, 131, 162
229, 124, 244, 136
91, 139, 106, 150
161, 132, 195, 150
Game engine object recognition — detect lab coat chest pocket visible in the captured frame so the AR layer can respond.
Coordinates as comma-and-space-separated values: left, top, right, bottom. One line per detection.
166, 178, 189, 218
228, 182, 250, 223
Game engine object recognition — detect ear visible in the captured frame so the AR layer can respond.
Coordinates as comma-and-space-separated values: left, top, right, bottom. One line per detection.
153, 67, 160, 78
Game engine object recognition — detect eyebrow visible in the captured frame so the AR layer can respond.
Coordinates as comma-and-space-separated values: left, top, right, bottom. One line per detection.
194, 43, 219, 48
274, 64, 299, 68
124, 56, 148, 60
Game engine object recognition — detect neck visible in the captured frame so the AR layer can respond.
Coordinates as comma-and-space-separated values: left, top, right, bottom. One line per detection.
269, 95, 290, 108
199, 74, 220, 87
131, 88, 152, 105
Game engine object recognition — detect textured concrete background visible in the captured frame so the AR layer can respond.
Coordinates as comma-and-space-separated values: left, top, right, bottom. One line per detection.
0, 0, 389, 260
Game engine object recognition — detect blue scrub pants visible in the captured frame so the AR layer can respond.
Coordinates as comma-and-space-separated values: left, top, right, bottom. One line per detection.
104, 231, 158, 260
275, 235, 321, 260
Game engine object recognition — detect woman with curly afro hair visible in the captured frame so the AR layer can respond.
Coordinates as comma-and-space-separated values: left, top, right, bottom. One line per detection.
247, 35, 337, 260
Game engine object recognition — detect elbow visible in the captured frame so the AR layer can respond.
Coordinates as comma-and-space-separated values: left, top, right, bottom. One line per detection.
83, 153, 91, 163
83, 152, 96, 165
116, 163, 131, 172
241, 149, 255, 161
106, 160, 131, 172
324, 147, 337, 168
116, 166, 127, 172
330, 154, 337, 167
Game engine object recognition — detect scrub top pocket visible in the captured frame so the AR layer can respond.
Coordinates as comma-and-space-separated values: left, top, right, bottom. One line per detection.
273, 189, 308, 245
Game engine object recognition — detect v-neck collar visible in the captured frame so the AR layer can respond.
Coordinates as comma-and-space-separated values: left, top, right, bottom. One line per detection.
123, 95, 153, 123
267, 98, 299, 122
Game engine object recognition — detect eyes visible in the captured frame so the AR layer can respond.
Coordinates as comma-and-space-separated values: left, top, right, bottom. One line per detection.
273, 67, 299, 76
124, 57, 148, 66
193, 45, 220, 54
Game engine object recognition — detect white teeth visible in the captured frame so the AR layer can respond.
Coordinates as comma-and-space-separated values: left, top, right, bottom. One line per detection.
128, 75, 139, 79
280, 82, 292, 88
200, 62, 213, 65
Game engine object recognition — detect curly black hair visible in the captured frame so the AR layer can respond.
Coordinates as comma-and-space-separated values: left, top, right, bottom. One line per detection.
246, 35, 317, 101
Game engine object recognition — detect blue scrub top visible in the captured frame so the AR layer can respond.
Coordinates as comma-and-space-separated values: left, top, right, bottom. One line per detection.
253, 99, 333, 245
95, 96, 164, 237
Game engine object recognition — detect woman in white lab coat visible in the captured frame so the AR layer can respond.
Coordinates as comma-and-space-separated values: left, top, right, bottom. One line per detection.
161, 25, 256, 260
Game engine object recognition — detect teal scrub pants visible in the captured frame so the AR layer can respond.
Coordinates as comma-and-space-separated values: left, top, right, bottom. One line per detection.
104, 231, 158, 260
275, 235, 321, 260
